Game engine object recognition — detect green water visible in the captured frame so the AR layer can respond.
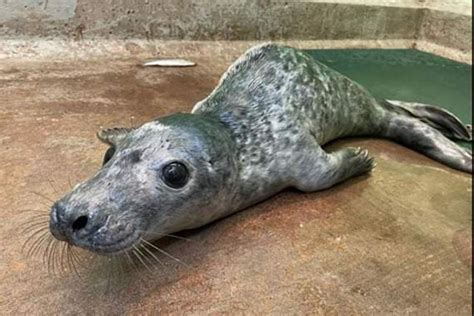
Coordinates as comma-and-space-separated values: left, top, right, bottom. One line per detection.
307, 49, 472, 149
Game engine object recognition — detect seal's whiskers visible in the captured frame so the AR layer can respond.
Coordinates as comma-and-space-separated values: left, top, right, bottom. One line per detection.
22, 226, 49, 251
67, 176, 74, 190
21, 210, 51, 257
25, 230, 50, 258
46, 177, 60, 197
139, 243, 165, 268
140, 229, 198, 243
21, 221, 48, 234
29, 190, 55, 204
124, 250, 140, 272
132, 245, 154, 272
59, 242, 69, 273
19, 209, 50, 216
45, 239, 59, 275
69, 247, 86, 276
165, 234, 194, 242
51, 240, 64, 276
66, 245, 83, 280
139, 238, 190, 268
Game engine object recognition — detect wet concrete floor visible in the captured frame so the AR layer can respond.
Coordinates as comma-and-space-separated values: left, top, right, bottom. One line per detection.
0, 49, 471, 314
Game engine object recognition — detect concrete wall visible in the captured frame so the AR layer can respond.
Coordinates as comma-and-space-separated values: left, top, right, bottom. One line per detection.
0, 1, 423, 40
296, 0, 472, 15
0, 0, 76, 23
419, 9, 472, 54
424, 0, 471, 15
0, 0, 471, 57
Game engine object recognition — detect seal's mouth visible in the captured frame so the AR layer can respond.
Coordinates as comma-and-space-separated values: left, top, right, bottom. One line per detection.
72, 230, 141, 256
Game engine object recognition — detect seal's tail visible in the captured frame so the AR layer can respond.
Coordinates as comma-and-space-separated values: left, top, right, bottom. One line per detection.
379, 99, 472, 173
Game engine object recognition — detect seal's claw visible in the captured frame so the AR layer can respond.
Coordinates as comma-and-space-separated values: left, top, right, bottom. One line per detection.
344, 147, 375, 176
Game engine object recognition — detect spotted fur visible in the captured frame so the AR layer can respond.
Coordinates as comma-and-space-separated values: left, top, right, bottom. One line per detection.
49, 43, 472, 255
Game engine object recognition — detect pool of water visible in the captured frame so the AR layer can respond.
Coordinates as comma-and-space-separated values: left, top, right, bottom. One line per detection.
307, 49, 472, 149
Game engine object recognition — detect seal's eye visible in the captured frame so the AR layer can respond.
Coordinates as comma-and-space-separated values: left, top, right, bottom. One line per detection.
102, 147, 115, 165
162, 162, 189, 188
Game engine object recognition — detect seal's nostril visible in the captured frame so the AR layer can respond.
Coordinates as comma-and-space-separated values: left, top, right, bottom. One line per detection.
72, 215, 88, 231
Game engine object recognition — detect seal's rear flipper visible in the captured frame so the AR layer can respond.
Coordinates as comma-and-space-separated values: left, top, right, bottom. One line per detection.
385, 100, 472, 142
381, 113, 472, 173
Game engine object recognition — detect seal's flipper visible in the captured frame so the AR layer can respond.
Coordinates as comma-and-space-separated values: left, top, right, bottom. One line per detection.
466, 124, 472, 140
293, 147, 375, 192
382, 115, 472, 173
385, 100, 472, 141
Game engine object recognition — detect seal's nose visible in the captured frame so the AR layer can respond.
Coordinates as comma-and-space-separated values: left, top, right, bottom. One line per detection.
50, 201, 105, 243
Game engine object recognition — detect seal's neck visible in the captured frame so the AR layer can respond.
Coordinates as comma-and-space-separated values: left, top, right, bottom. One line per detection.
197, 108, 286, 213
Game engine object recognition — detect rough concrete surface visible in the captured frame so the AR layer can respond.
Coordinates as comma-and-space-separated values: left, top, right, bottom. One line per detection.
1, 1, 471, 60
419, 9, 473, 54
0, 45, 471, 315
0, 1, 423, 41
0, 0, 76, 23
297, 0, 472, 15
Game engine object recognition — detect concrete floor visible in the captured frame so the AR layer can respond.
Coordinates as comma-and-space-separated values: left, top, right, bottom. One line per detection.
0, 46, 471, 315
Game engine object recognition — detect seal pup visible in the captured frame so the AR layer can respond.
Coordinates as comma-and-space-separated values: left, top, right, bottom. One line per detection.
49, 43, 472, 255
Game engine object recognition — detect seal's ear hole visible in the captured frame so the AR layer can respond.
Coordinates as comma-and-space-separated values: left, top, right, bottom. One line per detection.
102, 146, 116, 166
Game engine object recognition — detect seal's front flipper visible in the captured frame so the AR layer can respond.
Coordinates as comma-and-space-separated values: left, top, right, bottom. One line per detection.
293, 147, 375, 192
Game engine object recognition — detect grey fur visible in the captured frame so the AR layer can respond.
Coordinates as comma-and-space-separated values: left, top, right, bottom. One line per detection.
49, 43, 472, 255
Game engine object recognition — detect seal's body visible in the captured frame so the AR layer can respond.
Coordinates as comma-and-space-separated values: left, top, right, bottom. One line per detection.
49, 44, 472, 255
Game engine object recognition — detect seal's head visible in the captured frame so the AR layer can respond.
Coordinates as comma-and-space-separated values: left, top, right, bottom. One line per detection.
49, 113, 237, 255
